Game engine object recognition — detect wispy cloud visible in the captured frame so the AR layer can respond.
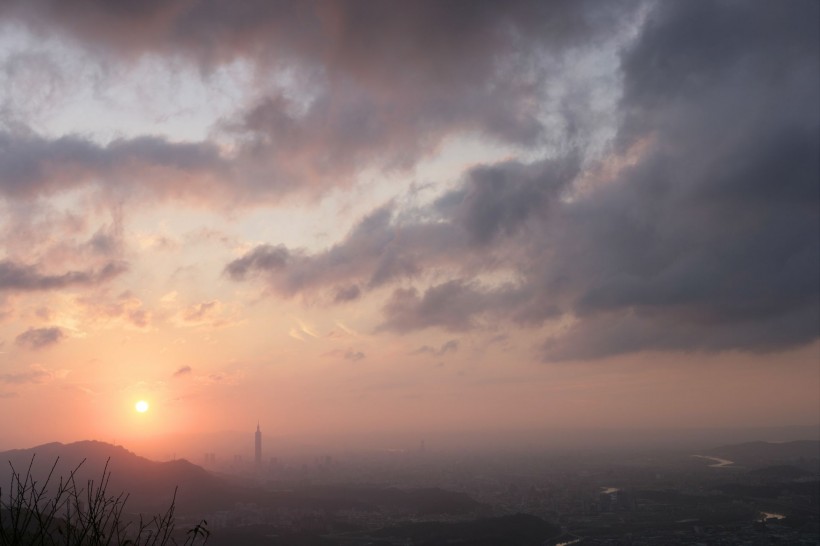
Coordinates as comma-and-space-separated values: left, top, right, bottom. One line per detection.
323, 349, 366, 362
0, 364, 56, 384
410, 339, 460, 357
173, 365, 192, 378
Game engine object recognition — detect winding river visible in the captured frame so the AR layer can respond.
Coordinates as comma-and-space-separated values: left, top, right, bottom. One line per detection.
691, 454, 734, 468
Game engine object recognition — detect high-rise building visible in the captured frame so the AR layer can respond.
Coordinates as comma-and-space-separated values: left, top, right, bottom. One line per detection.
255, 423, 262, 466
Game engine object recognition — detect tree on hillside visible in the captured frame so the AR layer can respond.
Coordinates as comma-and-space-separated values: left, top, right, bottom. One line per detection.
0, 457, 209, 546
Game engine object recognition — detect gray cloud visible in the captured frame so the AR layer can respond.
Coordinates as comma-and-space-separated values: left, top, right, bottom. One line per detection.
224, 156, 577, 301
226, 1, 819, 360
323, 348, 366, 362
15, 327, 64, 350
173, 365, 192, 377
437, 156, 579, 245
224, 204, 466, 299
3, 1, 812, 362
224, 245, 289, 281
0, 260, 127, 292
529, 0, 819, 359
541, 305, 820, 362
410, 339, 460, 357
0, 1, 634, 200
378, 281, 522, 333
333, 284, 361, 303
0, 1, 624, 92
344, 350, 365, 362
0, 130, 229, 202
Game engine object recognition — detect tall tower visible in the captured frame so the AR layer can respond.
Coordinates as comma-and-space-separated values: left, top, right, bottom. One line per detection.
254, 423, 262, 467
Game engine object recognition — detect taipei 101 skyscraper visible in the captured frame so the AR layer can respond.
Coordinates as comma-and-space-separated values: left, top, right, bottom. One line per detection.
255, 423, 262, 467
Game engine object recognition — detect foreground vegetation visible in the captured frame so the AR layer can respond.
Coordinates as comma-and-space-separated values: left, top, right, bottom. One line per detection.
0, 457, 208, 546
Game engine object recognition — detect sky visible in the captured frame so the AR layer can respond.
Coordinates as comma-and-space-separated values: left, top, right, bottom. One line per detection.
0, 0, 817, 457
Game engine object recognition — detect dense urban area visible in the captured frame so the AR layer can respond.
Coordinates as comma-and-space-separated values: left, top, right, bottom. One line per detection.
4, 436, 816, 545
199, 438, 820, 545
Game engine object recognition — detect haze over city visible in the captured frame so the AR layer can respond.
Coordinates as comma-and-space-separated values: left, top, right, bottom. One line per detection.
0, 0, 817, 464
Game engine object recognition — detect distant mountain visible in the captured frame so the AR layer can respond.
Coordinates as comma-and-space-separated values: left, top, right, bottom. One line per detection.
0, 440, 242, 515
749, 464, 816, 481
707, 440, 819, 469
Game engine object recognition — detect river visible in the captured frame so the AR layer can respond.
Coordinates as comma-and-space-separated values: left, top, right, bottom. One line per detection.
760, 512, 786, 521
691, 454, 734, 468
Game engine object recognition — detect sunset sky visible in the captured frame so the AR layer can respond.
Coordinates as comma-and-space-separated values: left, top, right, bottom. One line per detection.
0, 1, 817, 456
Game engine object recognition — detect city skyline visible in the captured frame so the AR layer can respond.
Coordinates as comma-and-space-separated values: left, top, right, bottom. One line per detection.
255, 422, 262, 467
0, 1, 817, 456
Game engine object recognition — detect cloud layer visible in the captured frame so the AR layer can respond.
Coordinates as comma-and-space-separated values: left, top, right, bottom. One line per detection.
0, 0, 816, 364
225, 0, 819, 360
0, 0, 629, 202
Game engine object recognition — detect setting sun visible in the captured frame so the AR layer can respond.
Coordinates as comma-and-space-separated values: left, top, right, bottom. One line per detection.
135, 400, 149, 413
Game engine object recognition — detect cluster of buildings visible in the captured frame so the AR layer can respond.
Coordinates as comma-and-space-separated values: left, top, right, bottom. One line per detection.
201, 423, 264, 472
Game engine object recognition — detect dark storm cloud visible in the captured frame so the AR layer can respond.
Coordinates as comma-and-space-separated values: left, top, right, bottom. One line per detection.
0, 259, 127, 291
541, 305, 820, 362
15, 326, 64, 350
529, 0, 819, 359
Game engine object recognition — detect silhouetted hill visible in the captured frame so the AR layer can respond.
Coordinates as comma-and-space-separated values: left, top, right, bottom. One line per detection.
708, 440, 820, 469
0, 441, 242, 515
749, 465, 815, 481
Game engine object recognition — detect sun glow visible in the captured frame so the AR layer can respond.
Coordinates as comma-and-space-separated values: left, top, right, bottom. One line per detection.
135, 400, 149, 413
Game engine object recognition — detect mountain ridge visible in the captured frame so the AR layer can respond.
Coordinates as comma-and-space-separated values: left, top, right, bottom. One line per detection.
0, 440, 238, 515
